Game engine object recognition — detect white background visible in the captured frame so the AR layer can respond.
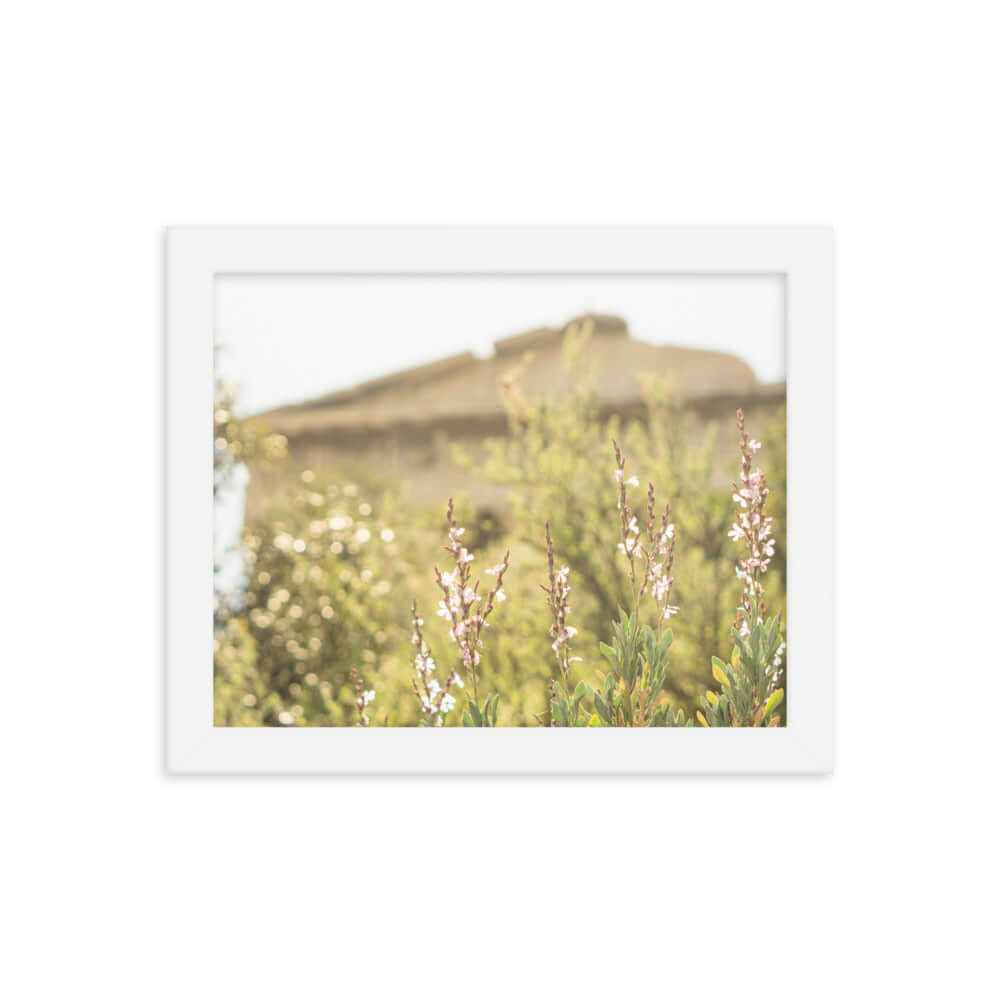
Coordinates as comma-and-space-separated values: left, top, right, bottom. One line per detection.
2, 2, 997, 997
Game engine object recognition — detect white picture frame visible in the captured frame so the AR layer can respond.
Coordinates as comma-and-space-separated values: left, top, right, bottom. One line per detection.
166, 225, 834, 774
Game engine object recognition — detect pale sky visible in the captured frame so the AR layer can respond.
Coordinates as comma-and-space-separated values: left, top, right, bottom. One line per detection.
215, 275, 785, 417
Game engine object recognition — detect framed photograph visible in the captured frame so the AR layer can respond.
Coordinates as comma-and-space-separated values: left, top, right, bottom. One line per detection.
166, 225, 834, 774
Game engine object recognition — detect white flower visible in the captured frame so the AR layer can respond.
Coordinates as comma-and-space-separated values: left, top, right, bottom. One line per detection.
362, 689, 376, 706
552, 625, 578, 652
748, 439, 762, 453
495, 587, 506, 603
440, 693, 457, 715
484, 562, 506, 576
617, 537, 643, 558
662, 605, 680, 619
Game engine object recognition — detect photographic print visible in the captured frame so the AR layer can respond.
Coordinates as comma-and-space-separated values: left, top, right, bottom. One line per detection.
213, 273, 788, 730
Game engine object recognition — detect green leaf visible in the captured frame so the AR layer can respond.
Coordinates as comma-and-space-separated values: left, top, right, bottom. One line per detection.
711, 660, 731, 687
763, 688, 784, 719
594, 694, 610, 724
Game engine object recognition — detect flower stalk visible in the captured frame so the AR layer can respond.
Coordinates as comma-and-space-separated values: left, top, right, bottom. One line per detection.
410, 600, 462, 726
349, 666, 375, 727
432, 498, 509, 726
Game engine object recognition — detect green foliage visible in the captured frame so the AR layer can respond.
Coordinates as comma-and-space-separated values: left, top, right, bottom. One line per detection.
549, 680, 590, 727
462, 693, 501, 728
698, 597, 786, 727
215, 471, 419, 726
587, 611, 692, 727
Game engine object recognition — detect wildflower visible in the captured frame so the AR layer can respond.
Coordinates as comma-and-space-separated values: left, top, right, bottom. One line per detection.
552, 625, 577, 653
613, 442, 678, 631
350, 666, 374, 727
731, 409, 776, 631
432, 498, 510, 709
409, 600, 461, 727
617, 537, 643, 558
542, 521, 578, 701
652, 574, 674, 602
